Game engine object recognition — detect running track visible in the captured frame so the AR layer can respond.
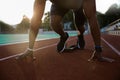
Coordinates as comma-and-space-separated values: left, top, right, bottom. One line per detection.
0, 34, 120, 80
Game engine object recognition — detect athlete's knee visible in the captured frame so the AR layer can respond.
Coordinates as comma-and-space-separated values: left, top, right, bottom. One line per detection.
74, 12, 86, 27
78, 26, 85, 34
30, 18, 42, 30
50, 20, 56, 27
50, 16, 62, 28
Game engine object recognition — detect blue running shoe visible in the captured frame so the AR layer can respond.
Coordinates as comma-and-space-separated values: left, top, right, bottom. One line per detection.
57, 32, 69, 53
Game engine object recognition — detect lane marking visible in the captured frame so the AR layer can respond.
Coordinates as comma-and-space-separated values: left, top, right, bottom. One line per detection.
0, 43, 57, 61
101, 37, 120, 56
0, 38, 76, 61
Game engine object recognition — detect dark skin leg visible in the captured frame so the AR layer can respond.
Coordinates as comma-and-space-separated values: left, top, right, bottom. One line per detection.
74, 8, 86, 35
50, 8, 86, 38
83, 0, 114, 62
50, 4, 69, 37
83, 0, 101, 46
50, 15, 67, 37
83, 0, 102, 61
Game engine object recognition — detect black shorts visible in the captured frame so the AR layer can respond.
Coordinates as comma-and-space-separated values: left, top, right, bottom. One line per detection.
50, 4, 86, 26
50, 4, 69, 17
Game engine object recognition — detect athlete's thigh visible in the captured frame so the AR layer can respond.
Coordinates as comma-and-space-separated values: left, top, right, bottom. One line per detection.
83, 0, 96, 18
31, 0, 46, 27
50, 4, 69, 24
73, 8, 86, 26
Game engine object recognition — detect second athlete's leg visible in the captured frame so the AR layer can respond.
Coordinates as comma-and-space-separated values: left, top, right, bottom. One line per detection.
50, 4, 69, 53
73, 8, 86, 49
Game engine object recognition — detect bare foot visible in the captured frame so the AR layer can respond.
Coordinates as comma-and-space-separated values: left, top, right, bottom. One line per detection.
16, 49, 36, 61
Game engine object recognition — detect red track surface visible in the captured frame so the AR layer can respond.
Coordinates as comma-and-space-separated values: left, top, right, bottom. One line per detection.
0, 34, 120, 80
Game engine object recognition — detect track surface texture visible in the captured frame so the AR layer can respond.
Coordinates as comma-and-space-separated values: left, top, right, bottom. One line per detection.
0, 34, 120, 80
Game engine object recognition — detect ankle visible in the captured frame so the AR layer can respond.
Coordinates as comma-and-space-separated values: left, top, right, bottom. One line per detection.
95, 46, 102, 52
61, 32, 68, 38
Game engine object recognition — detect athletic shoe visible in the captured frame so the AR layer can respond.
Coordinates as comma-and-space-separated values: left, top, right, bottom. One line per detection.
57, 32, 69, 53
77, 35, 85, 49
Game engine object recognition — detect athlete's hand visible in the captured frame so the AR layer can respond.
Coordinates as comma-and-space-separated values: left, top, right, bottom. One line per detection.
88, 47, 114, 62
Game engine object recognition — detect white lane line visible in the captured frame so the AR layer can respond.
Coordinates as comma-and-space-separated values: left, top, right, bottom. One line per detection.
101, 37, 120, 56
0, 38, 76, 61
0, 43, 57, 61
